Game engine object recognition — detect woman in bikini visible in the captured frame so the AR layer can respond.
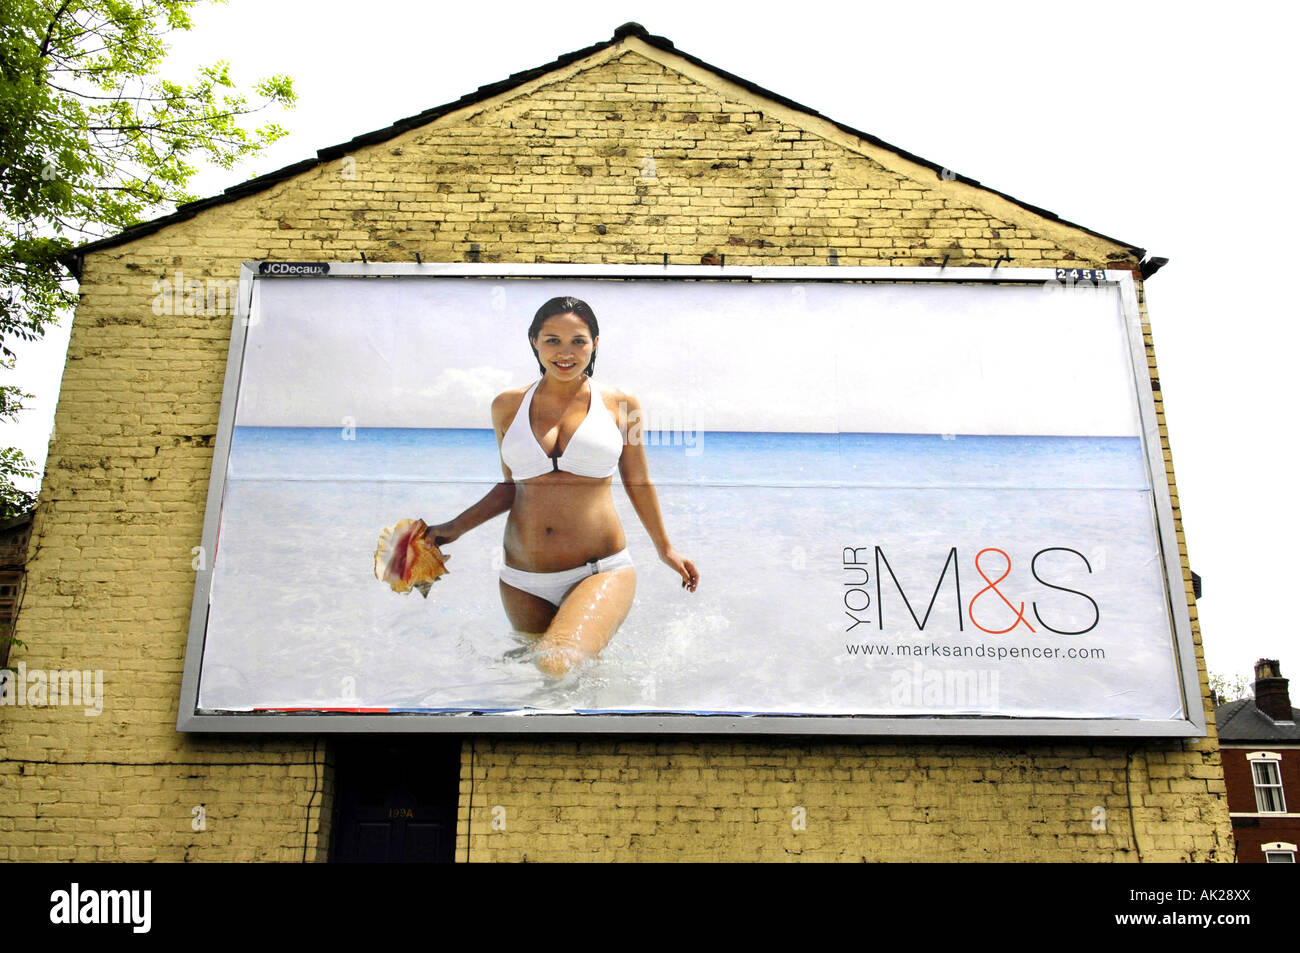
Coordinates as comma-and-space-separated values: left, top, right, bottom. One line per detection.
423, 296, 698, 677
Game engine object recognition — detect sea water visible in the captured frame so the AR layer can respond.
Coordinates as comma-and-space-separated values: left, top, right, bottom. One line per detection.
197, 427, 1180, 719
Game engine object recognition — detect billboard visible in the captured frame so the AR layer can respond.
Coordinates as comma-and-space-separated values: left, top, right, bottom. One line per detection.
177, 264, 1201, 735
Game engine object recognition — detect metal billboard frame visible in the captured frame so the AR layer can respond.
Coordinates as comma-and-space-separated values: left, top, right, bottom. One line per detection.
176, 262, 1203, 738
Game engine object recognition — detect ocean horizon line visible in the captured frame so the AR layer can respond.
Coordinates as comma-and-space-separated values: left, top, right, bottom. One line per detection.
231, 425, 1143, 440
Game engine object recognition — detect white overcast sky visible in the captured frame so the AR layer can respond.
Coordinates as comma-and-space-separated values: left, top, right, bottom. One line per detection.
2, 0, 1294, 687
244, 277, 1138, 435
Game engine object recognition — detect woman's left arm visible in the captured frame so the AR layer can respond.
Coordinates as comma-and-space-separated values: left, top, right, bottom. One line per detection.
617, 390, 699, 592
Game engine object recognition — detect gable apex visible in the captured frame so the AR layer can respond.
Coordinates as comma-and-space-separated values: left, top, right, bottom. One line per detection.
61, 24, 1144, 271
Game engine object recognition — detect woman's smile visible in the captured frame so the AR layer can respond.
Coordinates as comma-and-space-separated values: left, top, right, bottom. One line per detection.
533, 312, 595, 379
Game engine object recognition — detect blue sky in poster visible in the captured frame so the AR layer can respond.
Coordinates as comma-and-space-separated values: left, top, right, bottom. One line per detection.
239, 278, 1142, 437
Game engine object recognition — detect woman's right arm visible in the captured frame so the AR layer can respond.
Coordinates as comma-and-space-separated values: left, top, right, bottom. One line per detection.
424, 482, 514, 545
424, 390, 520, 545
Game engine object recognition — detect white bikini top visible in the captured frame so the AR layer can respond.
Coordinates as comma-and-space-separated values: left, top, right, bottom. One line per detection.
499, 378, 624, 481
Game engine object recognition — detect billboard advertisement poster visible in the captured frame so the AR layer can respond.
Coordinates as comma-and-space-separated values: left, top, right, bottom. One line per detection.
179, 266, 1199, 735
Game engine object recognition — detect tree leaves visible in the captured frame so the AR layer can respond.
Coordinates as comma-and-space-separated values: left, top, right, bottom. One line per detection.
0, 0, 296, 519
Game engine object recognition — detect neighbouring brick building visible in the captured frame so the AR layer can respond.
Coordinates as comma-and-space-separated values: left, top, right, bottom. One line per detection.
0, 510, 34, 670
0, 23, 1230, 861
1216, 660, 1300, 862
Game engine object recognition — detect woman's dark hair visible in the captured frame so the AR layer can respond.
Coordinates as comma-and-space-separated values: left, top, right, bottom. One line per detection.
528, 296, 599, 376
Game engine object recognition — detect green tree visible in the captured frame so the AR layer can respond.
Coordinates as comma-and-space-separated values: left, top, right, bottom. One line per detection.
0, 0, 294, 518
1209, 670, 1251, 703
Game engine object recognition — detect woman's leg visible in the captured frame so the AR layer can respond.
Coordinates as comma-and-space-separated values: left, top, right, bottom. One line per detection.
532, 568, 636, 678
499, 580, 558, 636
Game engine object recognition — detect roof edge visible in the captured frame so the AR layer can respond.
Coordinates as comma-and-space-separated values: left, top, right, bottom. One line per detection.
625, 32, 1144, 259
59, 24, 1145, 271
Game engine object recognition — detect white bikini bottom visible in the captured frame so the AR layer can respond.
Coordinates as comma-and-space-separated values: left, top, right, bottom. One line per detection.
499, 548, 634, 608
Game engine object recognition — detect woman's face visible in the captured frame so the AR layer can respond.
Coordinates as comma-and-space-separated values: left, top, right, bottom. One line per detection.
532, 313, 597, 381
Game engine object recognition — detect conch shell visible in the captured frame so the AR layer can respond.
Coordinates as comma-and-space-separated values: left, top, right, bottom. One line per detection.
374, 518, 450, 597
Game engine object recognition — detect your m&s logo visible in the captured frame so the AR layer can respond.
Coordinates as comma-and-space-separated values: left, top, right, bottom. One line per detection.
842, 545, 1100, 635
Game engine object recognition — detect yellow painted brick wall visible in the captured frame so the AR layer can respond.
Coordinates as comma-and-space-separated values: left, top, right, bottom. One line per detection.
457, 739, 1224, 862
0, 37, 1229, 861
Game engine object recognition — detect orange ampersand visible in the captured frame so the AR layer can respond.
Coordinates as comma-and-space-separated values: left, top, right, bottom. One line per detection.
968, 548, 1036, 635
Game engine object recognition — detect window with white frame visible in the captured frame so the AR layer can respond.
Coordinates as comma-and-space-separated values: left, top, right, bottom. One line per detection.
1262, 841, 1296, 863
1246, 752, 1286, 813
